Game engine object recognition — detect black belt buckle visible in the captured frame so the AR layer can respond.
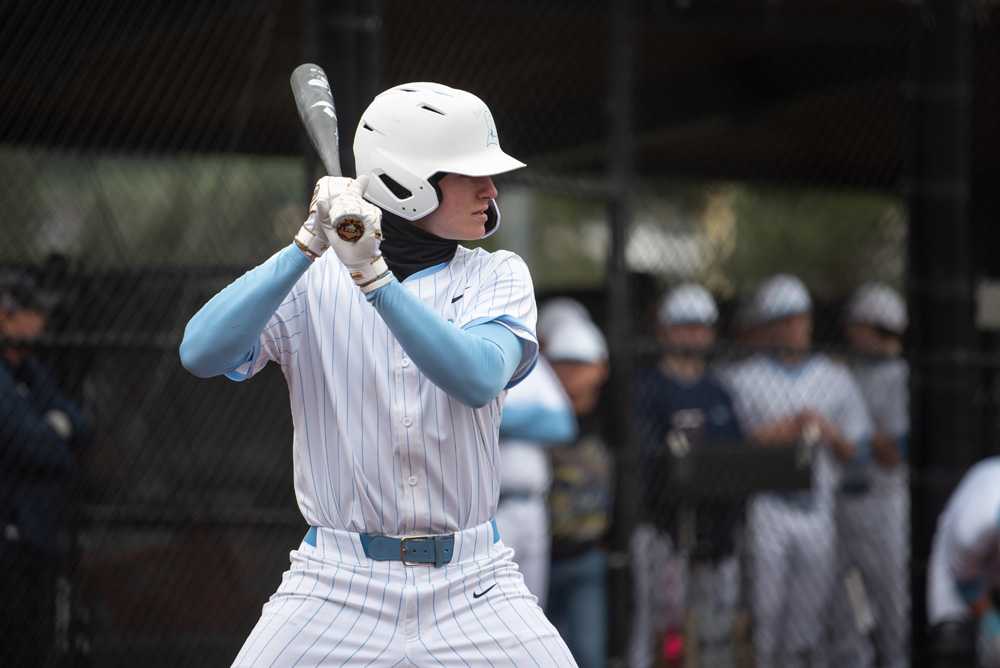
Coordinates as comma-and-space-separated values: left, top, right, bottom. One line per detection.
400, 534, 452, 567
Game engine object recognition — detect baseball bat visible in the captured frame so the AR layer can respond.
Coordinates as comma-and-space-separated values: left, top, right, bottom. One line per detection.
290, 63, 365, 242
290, 63, 343, 178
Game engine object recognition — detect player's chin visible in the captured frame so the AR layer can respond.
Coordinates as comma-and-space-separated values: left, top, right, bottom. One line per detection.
457, 217, 486, 240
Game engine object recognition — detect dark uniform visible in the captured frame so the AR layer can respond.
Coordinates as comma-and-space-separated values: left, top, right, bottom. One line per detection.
630, 365, 744, 668
1, 303, 90, 665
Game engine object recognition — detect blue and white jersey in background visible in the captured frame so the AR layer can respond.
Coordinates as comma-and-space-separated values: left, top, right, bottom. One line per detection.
722, 353, 873, 509
233, 245, 538, 536
499, 356, 574, 495
928, 457, 1000, 624
851, 357, 909, 493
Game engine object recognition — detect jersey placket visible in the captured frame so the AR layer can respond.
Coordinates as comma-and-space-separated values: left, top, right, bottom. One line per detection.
394, 340, 426, 533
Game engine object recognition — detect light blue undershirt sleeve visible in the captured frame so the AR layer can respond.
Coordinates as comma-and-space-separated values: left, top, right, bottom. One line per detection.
500, 404, 577, 445
367, 278, 523, 408
179, 244, 311, 379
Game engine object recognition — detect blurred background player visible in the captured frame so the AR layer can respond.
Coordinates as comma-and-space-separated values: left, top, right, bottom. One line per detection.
927, 456, 1000, 667
829, 282, 910, 667
495, 299, 579, 607
629, 283, 745, 668
722, 273, 872, 668
0, 270, 91, 667
544, 313, 612, 668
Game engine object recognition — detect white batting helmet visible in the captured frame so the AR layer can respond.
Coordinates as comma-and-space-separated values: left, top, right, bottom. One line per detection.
753, 274, 812, 323
354, 82, 526, 238
658, 284, 718, 327
847, 282, 907, 333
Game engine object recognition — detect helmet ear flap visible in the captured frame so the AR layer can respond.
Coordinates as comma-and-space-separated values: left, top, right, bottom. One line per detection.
361, 153, 440, 220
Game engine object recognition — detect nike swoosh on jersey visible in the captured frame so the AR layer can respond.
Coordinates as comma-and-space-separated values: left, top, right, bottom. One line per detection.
472, 583, 497, 599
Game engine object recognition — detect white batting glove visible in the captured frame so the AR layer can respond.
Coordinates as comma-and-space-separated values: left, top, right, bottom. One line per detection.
294, 176, 354, 259
324, 175, 393, 293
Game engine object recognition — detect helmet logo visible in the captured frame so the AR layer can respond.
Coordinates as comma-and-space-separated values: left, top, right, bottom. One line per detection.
482, 109, 499, 147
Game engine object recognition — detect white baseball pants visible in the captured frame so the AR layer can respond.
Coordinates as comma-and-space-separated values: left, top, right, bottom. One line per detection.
233, 520, 577, 667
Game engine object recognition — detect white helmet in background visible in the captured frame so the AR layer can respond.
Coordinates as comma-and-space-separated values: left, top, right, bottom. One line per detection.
658, 284, 718, 327
353, 82, 526, 238
537, 297, 592, 343
545, 317, 608, 365
847, 282, 907, 334
753, 274, 812, 323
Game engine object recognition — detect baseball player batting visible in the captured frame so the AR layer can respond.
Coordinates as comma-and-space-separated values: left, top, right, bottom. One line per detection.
180, 82, 578, 666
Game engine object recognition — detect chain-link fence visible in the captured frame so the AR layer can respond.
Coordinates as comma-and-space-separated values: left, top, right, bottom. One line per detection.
2, 1, 999, 666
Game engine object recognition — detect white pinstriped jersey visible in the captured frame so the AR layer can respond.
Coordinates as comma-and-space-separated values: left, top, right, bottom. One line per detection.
235, 245, 538, 536
500, 356, 570, 494
851, 357, 909, 492
928, 457, 1000, 623
722, 353, 873, 507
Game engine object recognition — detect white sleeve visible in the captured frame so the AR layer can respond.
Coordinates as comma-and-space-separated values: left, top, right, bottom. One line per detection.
929, 510, 972, 623
720, 362, 763, 431
833, 366, 874, 445
947, 464, 1000, 588
879, 361, 910, 438
454, 251, 538, 384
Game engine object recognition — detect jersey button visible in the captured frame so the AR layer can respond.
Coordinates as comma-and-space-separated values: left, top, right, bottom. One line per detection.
407, 476, 418, 486
401, 356, 410, 368
402, 416, 413, 427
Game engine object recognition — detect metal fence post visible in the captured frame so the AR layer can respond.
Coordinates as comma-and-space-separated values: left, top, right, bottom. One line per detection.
605, 0, 637, 664
905, 1, 976, 664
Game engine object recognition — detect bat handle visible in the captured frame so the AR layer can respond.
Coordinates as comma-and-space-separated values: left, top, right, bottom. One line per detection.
303, 210, 364, 244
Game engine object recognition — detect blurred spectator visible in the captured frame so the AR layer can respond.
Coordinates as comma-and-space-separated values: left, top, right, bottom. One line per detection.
927, 457, 1000, 667
629, 284, 745, 668
544, 314, 612, 668
0, 270, 90, 666
722, 274, 872, 668
495, 301, 579, 607
829, 283, 910, 667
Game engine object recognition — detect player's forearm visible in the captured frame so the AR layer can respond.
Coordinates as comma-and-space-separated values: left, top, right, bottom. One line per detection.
367, 279, 522, 407
829, 434, 859, 462
500, 403, 577, 444
872, 430, 904, 469
180, 244, 311, 378
749, 416, 802, 446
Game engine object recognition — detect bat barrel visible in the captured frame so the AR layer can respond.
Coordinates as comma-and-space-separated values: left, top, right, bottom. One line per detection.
290, 63, 343, 177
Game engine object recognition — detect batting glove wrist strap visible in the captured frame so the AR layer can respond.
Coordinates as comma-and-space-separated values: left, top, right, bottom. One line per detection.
294, 215, 329, 259
352, 256, 394, 294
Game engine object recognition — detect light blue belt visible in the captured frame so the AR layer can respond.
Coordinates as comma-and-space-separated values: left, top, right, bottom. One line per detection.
304, 518, 500, 568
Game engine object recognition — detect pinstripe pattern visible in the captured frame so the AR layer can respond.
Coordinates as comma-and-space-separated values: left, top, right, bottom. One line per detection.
721, 353, 873, 664
234, 522, 576, 666
229, 244, 577, 666
240, 246, 537, 536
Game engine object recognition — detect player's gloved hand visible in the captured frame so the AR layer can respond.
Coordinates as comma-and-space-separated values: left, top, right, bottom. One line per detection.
323, 175, 393, 293
294, 176, 354, 259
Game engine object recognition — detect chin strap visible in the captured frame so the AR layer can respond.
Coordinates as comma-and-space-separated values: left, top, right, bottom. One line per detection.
481, 199, 501, 239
